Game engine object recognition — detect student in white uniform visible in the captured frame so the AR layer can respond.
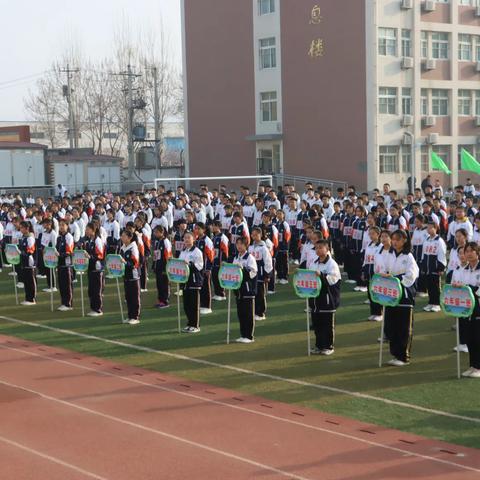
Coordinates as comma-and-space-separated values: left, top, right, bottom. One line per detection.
362, 226, 382, 321
450, 246, 469, 354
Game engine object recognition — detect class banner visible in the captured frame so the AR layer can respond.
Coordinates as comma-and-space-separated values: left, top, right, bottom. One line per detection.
218, 263, 243, 290
293, 269, 322, 299
441, 285, 475, 318
106, 254, 125, 278
43, 246, 59, 269
73, 250, 89, 273
5, 244, 20, 265
166, 258, 190, 284
369, 274, 402, 307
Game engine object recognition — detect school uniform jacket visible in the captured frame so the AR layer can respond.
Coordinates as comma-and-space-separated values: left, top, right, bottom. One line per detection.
212, 233, 229, 268
152, 238, 172, 273
454, 262, 480, 317
248, 241, 273, 282
56, 232, 74, 268
196, 235, 215, 271
85, 237, 105, 272
421, 235, 447, 275
411, 227, 429, 264
447, 219, 473, 248
179, 246, 204, 289
19, 234, 36, 269
276, 221, 291, 252
329, 212, 344, 241
233, 252, 258, 299
311, 255, 341, 312
362, 241, 381, 279
121, 242, 140, 281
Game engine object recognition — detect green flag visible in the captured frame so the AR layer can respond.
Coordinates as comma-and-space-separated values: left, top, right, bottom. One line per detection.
430, 151, 451, 174
461, 149, 480, 175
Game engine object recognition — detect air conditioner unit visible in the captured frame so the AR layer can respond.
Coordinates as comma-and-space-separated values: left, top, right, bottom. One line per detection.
427, 133, 439, 144
424, 116, 436, 127
401, 0, 413, 9
475, 116, 480, 127
423, 0, 436, 12
476, 62, 480, 73
402, 115, 414, 127
424, 59, 437, 70
401, 57, 414, 69
402, 133, 412, 145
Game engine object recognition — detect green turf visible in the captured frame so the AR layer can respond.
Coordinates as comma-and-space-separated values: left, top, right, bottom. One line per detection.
0, 268, 479, 449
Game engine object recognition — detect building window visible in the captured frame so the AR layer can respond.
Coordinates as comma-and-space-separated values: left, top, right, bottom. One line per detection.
378, 28, 397, 56
258, 0, 275, 15
259, 37, 276, 69
459, 34, 472, 61
476, 36, 480, 61
30, 131, 45, 139
103, 132, 118, 139
421, 31, 428, 59
421, 146, 429, 172
421, 146, 451, 172
379, 146, 399, 174
431, 32, 449, 60
260, 91, 277, 122
458, 89, 472, 116
401, 30, 412, 57
476, 91, 480, 116
379, 87, 397, 115
402, 88, 412, 115
421, 89, 429, 115
402, 149, 412, 174
431, 89, 449, 116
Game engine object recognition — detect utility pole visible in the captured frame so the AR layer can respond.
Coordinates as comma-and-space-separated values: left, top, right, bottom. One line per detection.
152, 66, 161, 179
60, 64, 79, 149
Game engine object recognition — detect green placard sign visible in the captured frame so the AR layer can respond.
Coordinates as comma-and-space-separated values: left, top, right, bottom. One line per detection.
72, 250, 89, 273
105, 254, 125, 278
218, 263, 243, 290
441, 284, 475, 318
166, 258, 190, 283
5, 244, 20, 266
43, 246, 59, 269
369, 274, 403, 307
293, 269, 322, 299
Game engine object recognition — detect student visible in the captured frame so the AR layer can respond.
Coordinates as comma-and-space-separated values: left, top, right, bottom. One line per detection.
195, 222, 215, 314
104, 209, 121, 255
362, 226, 382, 321
211, 220, 230, 301
249, 227, 273, 321
173, 219, 187, 258
352, 206, 368, 292
18, 221, 36, 306
450, 246, 469, 354
56, 219, 74, 311
329, 201, 344, 265
120, 230, 141, 325
233, 237, 258, 343
380, 230, 419, 366
446, 229, 468, 283
453, 242, 480, 378
447, 205, 473, 248
261, 212, 278, 294
134, 214, 151, 293
229, 212, 250, 261
152, 225, 172, 308
411, 214, 429, 298
179, 231, 204, 333
421, 222, 447, 312
310, 240, 341, 355
39, 218, 58, 292
275, 209, 291, 284
84, 222, 105, 316
342, 202, 356, 284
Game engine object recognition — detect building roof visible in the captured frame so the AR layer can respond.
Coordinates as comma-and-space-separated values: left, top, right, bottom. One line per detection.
0, 141, 47, 150
47, 153, 124, 163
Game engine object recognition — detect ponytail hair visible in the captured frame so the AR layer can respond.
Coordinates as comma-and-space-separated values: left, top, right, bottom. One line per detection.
86, 221, 100, 238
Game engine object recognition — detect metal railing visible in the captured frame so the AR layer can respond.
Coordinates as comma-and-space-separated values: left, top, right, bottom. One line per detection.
272, 174, 348, 193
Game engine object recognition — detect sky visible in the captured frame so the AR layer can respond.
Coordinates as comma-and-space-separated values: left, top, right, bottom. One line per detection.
0, 0, 182, 120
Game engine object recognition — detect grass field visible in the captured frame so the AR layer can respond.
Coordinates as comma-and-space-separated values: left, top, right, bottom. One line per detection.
0, 267, 479, 449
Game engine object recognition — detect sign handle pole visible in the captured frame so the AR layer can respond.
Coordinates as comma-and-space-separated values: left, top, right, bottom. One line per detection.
379, 307, 385, 368
227, 290, 231, 345
80, 273, 85, 317
306, 298, 311, 357
177, 284, 181, 333
116, 278, 125, 323
49, 268, 54, 312
12, 265, 18, 305
456, 317, 461, 380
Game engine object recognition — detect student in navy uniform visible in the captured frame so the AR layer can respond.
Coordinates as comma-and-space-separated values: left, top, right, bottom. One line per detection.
379, 229, 419, 366
211, 220, 230, 301
229, 212, 250, 261
56, 219, 74, 311
329, 202, 344, 266
310, 240, 342, 355
173, 219, 187, 258
104, 209, 121, 254
39, 218, 58, 292
152, 225, 172, 308
134, 213, 151, 292
195, 222, 215, 314
18, 221, 37, 306
120, 229, 141, 325
351, 206, 368, 292
410, 214, 429, 298
342, 202, 356, 284
261, 212, 278, 294
275, 209, 291, 284
421, 221, 447, 313
233, 237, 258, 343
179, 231, 204, 333
362, 226, 382, 321
84, 222, 105, 317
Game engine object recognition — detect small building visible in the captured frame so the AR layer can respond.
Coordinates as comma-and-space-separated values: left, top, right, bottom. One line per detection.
47, 148, 123, 193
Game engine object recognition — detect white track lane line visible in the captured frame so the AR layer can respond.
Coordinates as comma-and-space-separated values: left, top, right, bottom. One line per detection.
0, 434, 108, 480
0, 378, 312, 480
1, 315, 480, 426
1, 342, 479, 474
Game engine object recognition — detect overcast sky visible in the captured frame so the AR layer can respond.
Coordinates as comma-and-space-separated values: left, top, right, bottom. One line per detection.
0, 0, 182, 120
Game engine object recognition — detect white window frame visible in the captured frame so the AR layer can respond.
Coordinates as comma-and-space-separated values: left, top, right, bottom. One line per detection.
260, 91, 278, 122
431, 89, 449, 116
421, 31, 429, 59
458, 34, 472, 61
378, 87, 397, 115
421, 89, 429, 116
402, 88, 412, 115
431, 32, 449, 60
401, 29, 412, 58
458, 89, 472, 116
259, 37, 276, 69
379, 146, 399, 174
378, 28, 397, 57
258, 0, 275, 15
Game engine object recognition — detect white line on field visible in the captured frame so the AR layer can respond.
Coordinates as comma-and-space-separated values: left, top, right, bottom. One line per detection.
1, 315, 479, 426
1, 342, 479, 474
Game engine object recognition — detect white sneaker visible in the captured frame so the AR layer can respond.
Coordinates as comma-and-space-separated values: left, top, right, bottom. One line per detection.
345, 279, 356, 284
128, 319, 140, 325
16, 282, 24, 289
235, 337, 245, 343
213, 295, 226, 301
122, 318, 130, 324
237, 337, 254, 344
20, 301, 36, 306
367, 315, 374, 321
189, 327, 200, 333
387, 359, 408, 367
200, 308, 212, 315
417, 292, 428, 298
37, 274, 47, 279
175, 290, 183, 297
357, 287, 368, 293
423, 305, 433, 312
320, 348, 334, 356
267, 290, 275, 295
254, 315, 266, 321
140, 289, 148, 293
8, 272, 16, 276
453, 344, 469, 353
353, 286, 361, 292
469, 369, 480, 378
87, 311, 103, 317
57, 305, 72, 311
462, 367, 475, 378
310, 347, 322, 355
430, 305, 441, 313
293, 260, 299, 265
181, 326, 192, 333
363, 299, 370, 304
43, 288, 57, 293
279, 279, 289, 285
371, 315, 383, 322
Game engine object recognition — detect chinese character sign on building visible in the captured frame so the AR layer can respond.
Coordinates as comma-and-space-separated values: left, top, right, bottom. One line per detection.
218, 263, 243, 291
369, 275, 402, 307
441, 285, 475, 318
308, 4, 324, 58
106, 254, 125, 278
293, 269, 322, 299
166, 258, 190, 284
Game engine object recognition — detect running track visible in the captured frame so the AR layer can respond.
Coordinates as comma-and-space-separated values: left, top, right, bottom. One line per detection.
0, 335, 478, 480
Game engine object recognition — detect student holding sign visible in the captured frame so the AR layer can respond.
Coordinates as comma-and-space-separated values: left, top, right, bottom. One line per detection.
152, 225, 172, 309
362, 226, 382, 322
120, 230, 141, 325
179, 231, 204, 333
84, 222, 106, 317
56, 219, 74, 311
380, 230, 419, 366
450, 246, 469, 354
310, 240, 341, 355
233, 237, 258, 343
18, 221, 37, 306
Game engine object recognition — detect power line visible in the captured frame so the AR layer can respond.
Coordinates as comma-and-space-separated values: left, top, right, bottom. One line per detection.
0, 71, 51, 86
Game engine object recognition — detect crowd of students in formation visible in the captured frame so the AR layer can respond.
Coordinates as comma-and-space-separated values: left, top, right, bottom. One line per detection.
1, 178, 480, 377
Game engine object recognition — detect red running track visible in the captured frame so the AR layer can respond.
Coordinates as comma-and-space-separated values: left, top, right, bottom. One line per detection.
0, 335, 478, 480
